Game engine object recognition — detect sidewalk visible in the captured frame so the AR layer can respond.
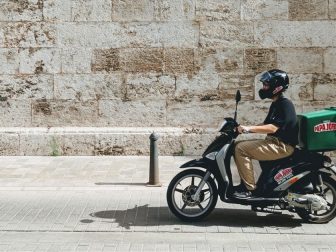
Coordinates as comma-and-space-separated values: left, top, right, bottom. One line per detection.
0, 156, 336, 251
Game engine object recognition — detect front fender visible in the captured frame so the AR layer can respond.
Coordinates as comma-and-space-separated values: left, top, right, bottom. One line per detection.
180, 158, 213, 169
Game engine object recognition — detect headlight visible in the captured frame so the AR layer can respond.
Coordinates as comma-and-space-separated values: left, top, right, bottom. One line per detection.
205, 152, 217, 160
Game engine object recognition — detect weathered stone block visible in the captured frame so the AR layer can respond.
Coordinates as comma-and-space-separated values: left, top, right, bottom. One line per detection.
164, 48, 195, 75
19, 134, 63, 156
219, 74, 254, 100
155, 0, 196, 21
175, 65, 220, 100
61, 48, 92, 74
1, 22, 56, 47
54, 74, 124, 101
244, 48, 276, 73
43, 0, 72, 21
120, 48, 163, 73
324, 48, 336, 73
195, 48, 244, 74
95, 134, 149, 155
237, 101, 270, 125
181, 132, 216, 155
72, 0, 112, 21
112, 0, 156, 21
285, 74, 314, 101
92, 49, 120, 73
0, 100, 31, 127
126, 74, 175, 100
255, 21, 336, 47
313, 74, 336, 101
241, 0, 288, 20
330, 0, 336, 19
167, 100, 225, 127
62, 134, 96, 155
0, 0, 43, 21
32, 100, 99, 126
19, 48, 61, 74
0, 75, 53, 100
196, 0, 240, 21
0, 48, 19, 74
98, 100, 166, 126
277, 48, 323, 73
200, 21, 254, 48
0, 133, 19, 155
289, 0, 328, 20
301, 100, 336, 113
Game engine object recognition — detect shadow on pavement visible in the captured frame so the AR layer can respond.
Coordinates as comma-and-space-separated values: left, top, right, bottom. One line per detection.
83, 204, 302, 230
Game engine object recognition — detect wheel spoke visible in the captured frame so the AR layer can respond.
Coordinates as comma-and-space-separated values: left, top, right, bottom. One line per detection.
327, 202, 333, 206
175, 188, 184, 193
191, 176, 195, 186
197, 204, 204, 210
201, 188, 210, 193
181, 203, 187, 211
323, 188, 331, 194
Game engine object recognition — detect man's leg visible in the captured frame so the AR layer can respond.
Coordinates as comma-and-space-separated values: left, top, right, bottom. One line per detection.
234, 137, 294, 193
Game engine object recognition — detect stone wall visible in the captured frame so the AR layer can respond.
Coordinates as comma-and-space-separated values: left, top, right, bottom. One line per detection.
0, 0, 335, 156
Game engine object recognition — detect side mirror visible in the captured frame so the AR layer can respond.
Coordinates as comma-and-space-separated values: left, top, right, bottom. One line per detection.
235, 90, 241, 103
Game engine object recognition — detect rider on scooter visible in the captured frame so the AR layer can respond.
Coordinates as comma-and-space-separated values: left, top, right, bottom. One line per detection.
234, 69, 299, 198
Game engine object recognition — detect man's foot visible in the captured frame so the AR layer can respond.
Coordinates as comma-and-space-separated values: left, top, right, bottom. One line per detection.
233, 183, 247, 193
233, 190, 253, 199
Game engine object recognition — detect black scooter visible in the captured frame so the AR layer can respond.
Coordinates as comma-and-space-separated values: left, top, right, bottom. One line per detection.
166, 91, 336, 223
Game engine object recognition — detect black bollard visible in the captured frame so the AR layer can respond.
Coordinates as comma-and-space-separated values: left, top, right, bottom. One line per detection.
147, 132, 161, 187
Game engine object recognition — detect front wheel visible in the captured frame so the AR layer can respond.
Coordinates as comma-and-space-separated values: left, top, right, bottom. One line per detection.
166, 169, 218, 222
296, 176, 336, 223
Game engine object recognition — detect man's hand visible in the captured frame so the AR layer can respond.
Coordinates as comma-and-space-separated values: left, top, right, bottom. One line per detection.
237, 125, 250, 134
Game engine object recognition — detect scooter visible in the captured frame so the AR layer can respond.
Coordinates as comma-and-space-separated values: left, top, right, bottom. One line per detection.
166, 91, 336, 223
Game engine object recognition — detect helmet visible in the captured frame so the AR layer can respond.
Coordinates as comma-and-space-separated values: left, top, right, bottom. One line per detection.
258, 69, 289, 99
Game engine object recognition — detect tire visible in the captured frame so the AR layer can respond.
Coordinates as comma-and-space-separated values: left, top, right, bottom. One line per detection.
295, 176, 336, 223
166, 169, 218, 222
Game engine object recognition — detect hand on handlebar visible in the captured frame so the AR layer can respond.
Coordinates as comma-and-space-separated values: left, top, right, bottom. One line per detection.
237, 125, 250, 134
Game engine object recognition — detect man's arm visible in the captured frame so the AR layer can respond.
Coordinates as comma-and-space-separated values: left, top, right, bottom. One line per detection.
238, 124, 279, 134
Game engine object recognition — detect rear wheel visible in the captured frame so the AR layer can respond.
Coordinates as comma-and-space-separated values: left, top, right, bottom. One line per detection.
166, 169, 218, 222
295, 176, 336, 223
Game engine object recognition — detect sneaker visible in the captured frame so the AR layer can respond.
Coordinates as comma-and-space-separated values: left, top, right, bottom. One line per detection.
233, 190, 253, 199
233, 183, 247, 193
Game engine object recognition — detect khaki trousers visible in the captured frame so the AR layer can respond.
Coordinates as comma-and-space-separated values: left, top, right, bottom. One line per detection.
234, 136, 294, 191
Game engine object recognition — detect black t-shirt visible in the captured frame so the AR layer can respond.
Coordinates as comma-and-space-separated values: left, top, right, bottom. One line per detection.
263, 95, 299, 146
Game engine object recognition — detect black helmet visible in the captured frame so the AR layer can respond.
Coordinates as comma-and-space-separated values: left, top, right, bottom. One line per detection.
258, 69, 289, 99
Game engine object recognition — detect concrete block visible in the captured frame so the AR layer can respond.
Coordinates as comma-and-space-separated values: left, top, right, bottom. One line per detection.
32, 100, 99, 126
324, 48, 336, 73
72, 0, 112, 21
196, 0, 240, 21
120, 48, 163, 73
195, 48, 244, 74
289, 0, 328, 20
19, 134, 63, 156
241, 0, 288, 20
255, 21, 336, 47
301, 100, 336, 113
175, 64, 220, 100
200, 21, 254, 48
0, 0, 43, 21
0, 74, 53, 100
163, 48, 195, 76
313, 74, 336, 101
0, 100, 32, 127
0, 48, 19, 74
125, 73, 175, 100
92, 48, 120, 73
19, 48, 61, 74
61, 48, 92, 74
167, 100, 225, 127
244, 48, 276, 73
237, 101, 270, 125
181, 133, 216, 155
284, 74, 314, 101
0, 133, 19, 155
1, 22, 56, 47
219, 74, 254, 100
98, 100, 166, 127
43, 0, 72, 21
277, 48, 323, 73
54, 74, 124, 101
